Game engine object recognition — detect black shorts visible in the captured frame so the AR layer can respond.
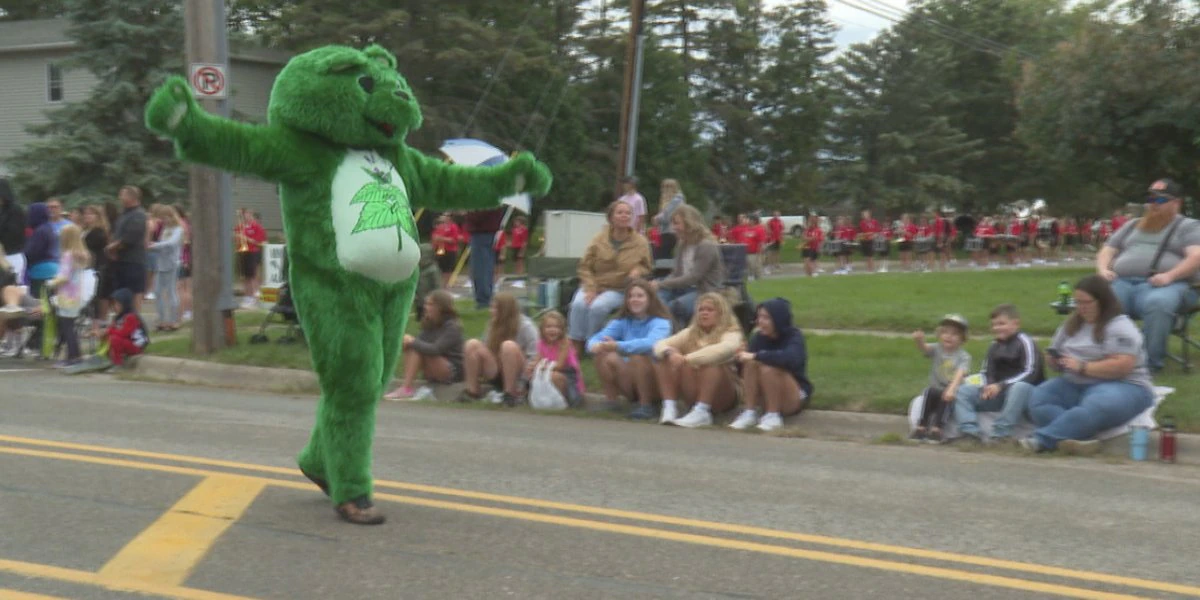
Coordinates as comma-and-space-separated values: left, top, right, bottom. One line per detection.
897, 241, 913, 252
802, 249, 819, 260
241, 251, 262, 279
768, 241, 781, 252
436, 250, 458, 274
861, 241, 875, 257
112, 261, 146, 295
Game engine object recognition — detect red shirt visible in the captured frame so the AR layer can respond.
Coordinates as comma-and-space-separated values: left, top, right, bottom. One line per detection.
1008, 221, 1022, 237
933, 216, 948, 238
510, 225, 528, 249
1064, 222, 1078, 235
901, 223, 917, 241
836, 225, 856, 242
648, 226, 661, 247
767, 217, 783, 244
974, 224, 995, 237
432, 222, 460, 253
1026, 218, 1038, 237
711, 223, 729, 241
859, 218, 881, 238
916, 224, 932, 238
728, 224, 747, 244
1099, 221, 1112, 238
1112, 215, 1128, 231
804, 226, 824, 251
241, 221, 267, 252
493, 230, 506, 252
742, 224, 767, 254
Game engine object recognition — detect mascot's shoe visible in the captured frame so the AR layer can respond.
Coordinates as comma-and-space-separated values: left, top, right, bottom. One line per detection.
336, 496, 386, 525
300, 467, 331, 497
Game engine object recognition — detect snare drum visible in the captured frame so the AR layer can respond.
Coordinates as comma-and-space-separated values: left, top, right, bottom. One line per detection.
915, 236, 934, 254
964, 237, 984, 252
820, 239, 841, 255
872, 237, 890, 253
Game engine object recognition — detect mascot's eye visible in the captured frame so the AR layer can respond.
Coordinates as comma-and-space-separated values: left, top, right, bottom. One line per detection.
395, 89, 411, 102
358, 76, 375, 93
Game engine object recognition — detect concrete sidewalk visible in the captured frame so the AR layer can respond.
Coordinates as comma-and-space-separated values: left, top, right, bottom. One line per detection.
124, 355, 1200, 467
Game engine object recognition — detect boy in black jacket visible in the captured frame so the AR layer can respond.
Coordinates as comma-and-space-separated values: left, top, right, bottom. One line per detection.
953, 304, 1044, 442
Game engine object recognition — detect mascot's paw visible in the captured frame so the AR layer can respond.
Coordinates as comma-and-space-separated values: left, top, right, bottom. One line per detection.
336, 497, 387, 525
145, 75, 197, 135
507, 151, 553, 197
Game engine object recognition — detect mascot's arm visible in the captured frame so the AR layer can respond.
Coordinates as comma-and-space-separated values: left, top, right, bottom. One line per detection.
401, 147, 552, 210
145, 76, 312, 183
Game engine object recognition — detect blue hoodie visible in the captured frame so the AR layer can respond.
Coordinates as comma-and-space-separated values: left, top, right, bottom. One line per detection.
748, 297, 814, 400
586, 315, 672, 355
23, 202, 59, 281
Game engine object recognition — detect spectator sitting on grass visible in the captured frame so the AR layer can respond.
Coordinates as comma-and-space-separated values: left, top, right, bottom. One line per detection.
106, 288, 149, 369
730, 298, 813, 433
587, 279, 673, 420
910, 314, 971, 443
385, 290, 463, 401
525, 310, 585, 408
652, 292, 744, 428
1022, 275, 1155, 455
952, 304, 1044, 444
461, 292, 539, 406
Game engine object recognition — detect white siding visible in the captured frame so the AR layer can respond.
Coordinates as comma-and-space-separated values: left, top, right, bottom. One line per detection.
0, 50, 96, 161
227, 61, 284, 233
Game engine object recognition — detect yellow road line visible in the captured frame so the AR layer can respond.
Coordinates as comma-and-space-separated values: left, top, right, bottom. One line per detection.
99, 476, 265, 586
1, 434, 1196, 597
0, 559, 257, 600
0, 446, 1168, 600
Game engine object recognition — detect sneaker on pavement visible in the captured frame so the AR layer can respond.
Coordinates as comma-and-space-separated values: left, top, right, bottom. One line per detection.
1058, 439, 1102, 456
486, 390, 505, 404
627, 404, 656, 421
1018, 436, 1044, 453
728, 409, 759, 430
659, 402, 679, 425
383, 386, 415, 400
411, 386, 435, 402
672, 406, 712, 429
908, 429, 927, 442
755, 413, 783, 432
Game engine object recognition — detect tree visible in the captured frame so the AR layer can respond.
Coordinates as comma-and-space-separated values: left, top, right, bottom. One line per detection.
8, 0, 188, 206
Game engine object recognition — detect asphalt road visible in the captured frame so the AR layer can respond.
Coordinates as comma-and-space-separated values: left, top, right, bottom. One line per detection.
1, 366, 1199, 600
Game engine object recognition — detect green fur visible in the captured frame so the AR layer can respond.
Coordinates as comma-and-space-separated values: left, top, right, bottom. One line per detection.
145, 44, 551, 508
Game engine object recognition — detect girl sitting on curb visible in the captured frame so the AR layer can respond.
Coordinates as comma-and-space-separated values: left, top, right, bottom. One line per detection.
385, 290, 463, 401
587, 279, 672, 420
731, 298, 814, 432
652, 292, 744, 428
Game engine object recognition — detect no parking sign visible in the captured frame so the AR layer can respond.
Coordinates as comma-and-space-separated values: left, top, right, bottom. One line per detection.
189, 63, 228, 100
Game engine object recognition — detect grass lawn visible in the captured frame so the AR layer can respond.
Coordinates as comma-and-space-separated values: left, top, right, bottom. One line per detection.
747, 266, 1095, 336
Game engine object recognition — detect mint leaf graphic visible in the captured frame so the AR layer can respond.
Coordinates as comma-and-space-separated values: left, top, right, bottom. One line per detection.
350, 180, 412, 251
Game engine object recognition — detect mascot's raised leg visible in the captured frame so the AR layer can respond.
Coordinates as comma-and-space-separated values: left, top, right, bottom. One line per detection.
293, 272, 389, 525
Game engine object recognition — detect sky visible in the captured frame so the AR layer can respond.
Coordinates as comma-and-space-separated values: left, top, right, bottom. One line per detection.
766, 0, 909, 48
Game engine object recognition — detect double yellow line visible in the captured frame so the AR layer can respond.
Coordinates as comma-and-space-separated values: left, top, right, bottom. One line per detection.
0, 434, 1196, 600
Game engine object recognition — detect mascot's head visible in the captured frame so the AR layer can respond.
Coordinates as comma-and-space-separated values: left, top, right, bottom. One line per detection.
268, 44, 421, 148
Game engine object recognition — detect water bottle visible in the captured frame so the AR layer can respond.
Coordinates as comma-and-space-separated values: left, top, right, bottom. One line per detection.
1160, 417, 1177, 463
1055, 280, 1073, 314
1129, 426, 1149, 461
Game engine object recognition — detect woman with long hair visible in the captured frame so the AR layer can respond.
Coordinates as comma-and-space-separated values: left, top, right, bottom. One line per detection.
652, 292, 744, 427
652, 203, 725, 327
174, 204, 193, 321
526, 310, 585, 407
567, 199, 653, 355
731, 298, 814, 432
81, 205, 110, 337
652, 179, 686, 259
384, 289, 464, 400
461, 292, 539, 406
1022, 275, 1156, 454
147, 205, 184, 330
587, 279, 673, 420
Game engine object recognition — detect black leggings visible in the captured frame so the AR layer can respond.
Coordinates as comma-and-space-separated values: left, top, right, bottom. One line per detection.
919, 386, 952, 430
57, 316, 80, 361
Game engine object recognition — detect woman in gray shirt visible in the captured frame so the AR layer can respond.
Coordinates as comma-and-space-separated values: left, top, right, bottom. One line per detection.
1022, 275, 1155, 454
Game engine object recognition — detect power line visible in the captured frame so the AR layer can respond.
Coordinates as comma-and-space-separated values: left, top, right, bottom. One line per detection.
830, 0, 1035, 60
857, 0, 1038, 59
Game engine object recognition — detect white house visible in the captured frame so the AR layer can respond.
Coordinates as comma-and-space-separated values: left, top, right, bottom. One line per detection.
0, 19, 290, 233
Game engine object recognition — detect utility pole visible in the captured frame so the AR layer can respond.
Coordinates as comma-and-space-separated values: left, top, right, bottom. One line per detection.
615, 0, 647, 197
184, 0, 237, 353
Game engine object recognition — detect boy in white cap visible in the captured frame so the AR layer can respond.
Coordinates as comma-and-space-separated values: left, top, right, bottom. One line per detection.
910, 314, 971, 442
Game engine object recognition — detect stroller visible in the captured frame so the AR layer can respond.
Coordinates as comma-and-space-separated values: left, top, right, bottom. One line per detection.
249, 256, 303, 345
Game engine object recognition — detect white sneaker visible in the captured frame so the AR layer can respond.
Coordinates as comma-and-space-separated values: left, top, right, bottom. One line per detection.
486, 390, 505, 404
659, 401, 679, 425
673, 405, 712, 428
145, 292, 156, 300
729, 409, 759, 430
756, 412, 784, 432
412, 386, 435, 402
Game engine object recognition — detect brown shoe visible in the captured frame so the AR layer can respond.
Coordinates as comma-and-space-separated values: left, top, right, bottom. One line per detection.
300, 467, 330, 497
336, 497, 386, 525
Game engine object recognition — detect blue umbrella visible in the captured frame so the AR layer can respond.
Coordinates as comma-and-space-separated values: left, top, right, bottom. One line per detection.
437, 138, 530, 214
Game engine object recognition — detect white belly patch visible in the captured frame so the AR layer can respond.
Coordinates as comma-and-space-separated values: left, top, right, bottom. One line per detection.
329, 150, 420, 284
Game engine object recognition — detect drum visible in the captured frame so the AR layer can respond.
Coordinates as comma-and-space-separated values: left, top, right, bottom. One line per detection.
872, 237, 890, 253
820, 239, 840, 255
915, 236, 934, 254
964, 237, 984, 252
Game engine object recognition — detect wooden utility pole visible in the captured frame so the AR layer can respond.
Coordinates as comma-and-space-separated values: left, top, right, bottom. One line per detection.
615, 0, 647, 197
184, 0, 237, 353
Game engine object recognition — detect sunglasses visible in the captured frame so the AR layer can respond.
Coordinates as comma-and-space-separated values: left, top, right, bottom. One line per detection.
1146, 195, 1176, 204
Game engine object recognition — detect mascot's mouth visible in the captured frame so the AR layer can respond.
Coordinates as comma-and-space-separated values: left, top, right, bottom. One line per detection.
367, 119, 396, 138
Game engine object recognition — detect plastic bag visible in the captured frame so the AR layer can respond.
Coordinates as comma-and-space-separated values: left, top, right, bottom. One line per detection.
528, 359, 568, 410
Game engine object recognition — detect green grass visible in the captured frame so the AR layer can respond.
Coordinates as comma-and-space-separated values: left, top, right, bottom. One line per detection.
747, 266, 1094, 336
147, 267, 1199, 431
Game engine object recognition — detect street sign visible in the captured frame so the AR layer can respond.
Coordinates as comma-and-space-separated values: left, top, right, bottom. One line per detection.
189, 63, 228, 99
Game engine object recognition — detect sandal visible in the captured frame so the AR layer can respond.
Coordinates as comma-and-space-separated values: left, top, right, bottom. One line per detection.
300, 467, 330, 497
336, 496, 386, 525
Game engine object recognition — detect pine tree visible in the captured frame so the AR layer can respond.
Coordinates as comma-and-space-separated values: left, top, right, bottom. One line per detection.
8, 0, 187, 206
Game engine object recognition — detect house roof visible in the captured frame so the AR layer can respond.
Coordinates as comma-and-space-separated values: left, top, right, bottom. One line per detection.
0, 18, 291, 64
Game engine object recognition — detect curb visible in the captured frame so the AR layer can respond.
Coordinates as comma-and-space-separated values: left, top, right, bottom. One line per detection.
128, 356, 1200, 467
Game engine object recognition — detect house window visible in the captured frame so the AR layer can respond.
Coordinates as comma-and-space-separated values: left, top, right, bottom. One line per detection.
47, 63, 63, 102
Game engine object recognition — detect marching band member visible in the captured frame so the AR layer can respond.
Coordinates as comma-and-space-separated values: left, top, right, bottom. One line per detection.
801, 216, 824, 277
933, 210, 951, 271
915, 216, 934, 272
1006, 216, 1025, 266
834, 216, 856, 275
972, 217, 996, 269
898, 214, 916, 272
858, 209, 882, 273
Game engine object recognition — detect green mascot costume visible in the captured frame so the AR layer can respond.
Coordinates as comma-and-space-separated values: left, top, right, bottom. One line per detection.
144, 44, 551, 524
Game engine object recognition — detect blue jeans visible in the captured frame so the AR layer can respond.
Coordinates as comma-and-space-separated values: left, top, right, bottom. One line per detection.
154, 268, 179, 326
1028, 377, 1153, 450
469, 233, 497, 309
567, 288, 624, 342
658, 286, 698, 327
953, 381, 1034, 438
1111, 277, 1199, 370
